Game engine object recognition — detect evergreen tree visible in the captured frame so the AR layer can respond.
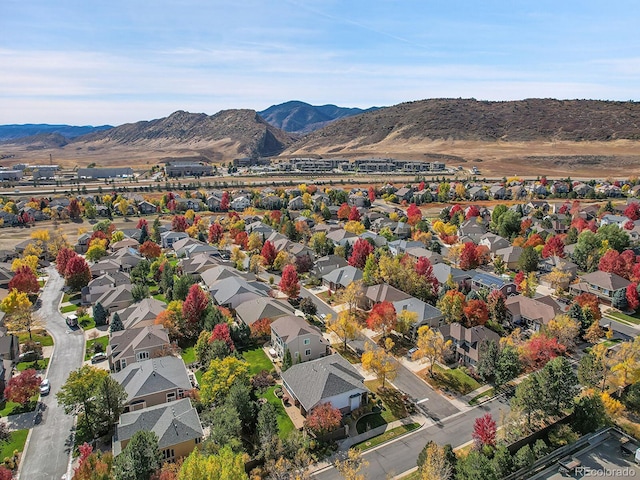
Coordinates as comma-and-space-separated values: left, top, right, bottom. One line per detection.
110, 312, 124, 333
138, 224, 149, 245
151, 217, 161, 243
476, 340, 499, 382
112, 430, 161, 480
539, 357, 578, 416
495, 345, 521, 387
93, 302, 108, 326
573, 393, 606, 434
282, 349, 292, 371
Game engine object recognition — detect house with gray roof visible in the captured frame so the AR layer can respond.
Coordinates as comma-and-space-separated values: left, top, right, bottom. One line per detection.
505, 295, 565, 332
322, 265, 363, 291
471, 271, 518, 297
432, 263, 471, 288
96, 284, 135, 312
235, 297, 294, 326
438, 323, 500, 366
393, 297, 444, 337
312, 255, 348, 279
271, 315, 329, 363
209, 276, 271, 309
281, 354, 369, 416
108, 324, 171, 372
112, 356, 192, 412
82, 271, 132, 305
115, 298, 168, 330
112, 397, 203, 462
160, 231, 189, 249
358, 283, 411, 311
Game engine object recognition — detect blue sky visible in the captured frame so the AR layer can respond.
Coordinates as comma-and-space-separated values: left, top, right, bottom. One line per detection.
1, 0, 639, 125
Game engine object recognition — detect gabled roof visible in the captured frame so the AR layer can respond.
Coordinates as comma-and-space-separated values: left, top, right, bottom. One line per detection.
505, 295, 561, 326
96, 284, 134, 311
271, 315, 327, 344
235, 297, 294, 326
112, 357, 192, 403
116, 298, 168, 330
201, 265, 246, 289
363, 283, 411, 304
113, 398, 203, 456
281, 355, 367, 412
580, 270, 631, 291
471, 271, 514, 289
109, 325, 170, 362
322, 266, 363, 288
209, 276, 270, 308
439, 322, 500, 362
393, 297, 443, 323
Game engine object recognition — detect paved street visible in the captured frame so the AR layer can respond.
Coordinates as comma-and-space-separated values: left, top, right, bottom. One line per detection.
314, 394, 511, 480
19, 267, 85, 480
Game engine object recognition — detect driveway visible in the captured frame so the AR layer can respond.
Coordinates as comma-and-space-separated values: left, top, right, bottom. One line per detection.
314, 394, 511, 480
19, 267, 85, 480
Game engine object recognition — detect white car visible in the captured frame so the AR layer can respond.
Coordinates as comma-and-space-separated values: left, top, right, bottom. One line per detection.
40, 378, 50, 396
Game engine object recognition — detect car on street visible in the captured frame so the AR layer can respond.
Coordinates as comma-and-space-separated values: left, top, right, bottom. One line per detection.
91, 352, 107, 363
40, 378, 50, 395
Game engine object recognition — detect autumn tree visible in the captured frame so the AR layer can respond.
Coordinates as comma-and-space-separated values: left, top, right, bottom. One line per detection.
519, 333, 566, 370
361, 344, 397, 388
64, 255, 91, 291
182, 284, 209, 325
486, 290, 507, 325
336, 280, 363, 315
348, 238, 374, 269
250, 317, 272, 339
413, 325, 452, 376
458, 242, 479, 270
210, 323, 235, 352
8, 265, 39, 295
463, 299, 489, 327
199, 357, 250, 405
327, 312, 360, 351
545, 315, 580, 350
417, 442, 452, 480
366, 301, 397, 338
220, 191, 230, 211
335, 448, 369, 480
438, 290, 466, 324
279, 264, 300, 298
261, 240, 278, 268
472, 413, 497, 448
72, 444, 114, 480
139, 241, 161, 259
337, 203, 350, 221
1, 289, 39, 340
207, 222, 224, 244
542, 235, 565, 258
4, 368, 41, 406
56, 247, 77, 275
178, 447, 248, 480
305, 402, 342, 435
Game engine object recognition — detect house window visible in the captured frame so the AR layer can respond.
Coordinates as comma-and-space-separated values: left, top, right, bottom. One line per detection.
178, 389, 184, 399
166, 392, 177, 402
195, 437, 201, 445
120, 359, 127, 369
136, 351, 149, 361
162, 449, 175, 462
305, 349, 311, 356
303, 339, 310, 345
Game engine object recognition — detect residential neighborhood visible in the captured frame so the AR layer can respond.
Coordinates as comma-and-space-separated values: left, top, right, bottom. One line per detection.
1, 176, 640, 480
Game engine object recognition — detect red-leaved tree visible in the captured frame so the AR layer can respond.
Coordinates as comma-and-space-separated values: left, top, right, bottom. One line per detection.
56, 247, 77, 275
459, 242, 479, 270
0, 467, 12, 480
64, 255, 91, 291
279, 264, 300, 298
182, 284, 209, 324
368, 187, 376, 203
171, 215, 188, 232
139, 241, 161, 259
261, 241, 278, 268
407, 203, 422, 225
208, 223, 224, 244
348, 238, 374, 269
366, 301, 397, 338
250, 318, 272, 338
9, 265, 39, 295
519, 333, 566, 370
234, 231, 248, 249
542, 235, 565, 258
68, 198, 82, 219
337, 203, 350, 221
136, 218, 148, 230
4, 369, 41, 406
465, 205, 480, 220
574, 293, 602, 321
220, 191, 230, 211
209, 323, 235, 351
598, 249, 636, 280
472, 413, 497, 448
627, 283, 639, 312
463, 299, 489, 327
304, 402, 342, 435
348, 206, 361, 222
624, 202, 640, 221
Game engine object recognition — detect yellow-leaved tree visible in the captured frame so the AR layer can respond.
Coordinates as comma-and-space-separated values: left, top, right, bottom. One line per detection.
326, 312, 360, 352
361, 344, 397, 388
413, 325, 452, 377
1, 289, 40, 340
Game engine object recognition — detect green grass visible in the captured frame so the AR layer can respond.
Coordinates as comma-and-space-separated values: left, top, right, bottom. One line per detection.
152, 293, 167, 302
241, 347, 274, 376
261, 386, 295, 438
398, 470, 421, 480
0, 400, 37, 418
181, 347, 196, 364
423, 365, 481, 395
18, 330, 53, 347
61, 304, 79, 313
79, 316, 96, 331
85, 336, 109, 361
332, 344, 361, 364
354, 423, 420, 451
17, 358, 49, 371
469, 388, 495, 405
605, 310, 640, 325
38, 279, 46, 287
62, 292, 81, 303
365, 379, 408, 422
356, 412, 387, 434
194, 369, 203, 385
0, 429, 29, 459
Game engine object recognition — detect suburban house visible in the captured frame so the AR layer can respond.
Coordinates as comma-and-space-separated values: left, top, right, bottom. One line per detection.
208, 276, 271, 309
90, 259, 121, 278
322, 266, 363, 291
235, 297, 294, 326
160, 231, 189, 249
479, 233, 511, 254
311, 255, 348, 279
392, 297, 444, 337
0, 334, 20, 362
95, 285, 135, 313
470, 271, 518, 297
432, 263, 471, 288
108, 325, 171, 372
115, 298, 168, 330
81, 272, 132, 305
570, 270, 631, 304
438, 323, 500, 366
112, 357, 193, 412
358, 283, 410, 311
494, 246, 523, 270
281, 354, 369, 416
505, 295, 565, 331
112, 398, 203, 463
270, 315, 329, 363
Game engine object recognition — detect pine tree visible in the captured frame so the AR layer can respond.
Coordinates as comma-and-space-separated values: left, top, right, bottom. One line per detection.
282, 349, 292, 371
138, 224, 149, 245
93, 302, 108, 326
110, 312, 124, 333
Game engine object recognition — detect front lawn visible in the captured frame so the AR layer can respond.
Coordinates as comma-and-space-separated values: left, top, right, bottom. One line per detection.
364, 379, 408, 422
469, 388, 495, 405
0, 429, 29, 459
242, 347, 274, 376
181, 347, 196, 365
0, 400, 37, 417
422, 365, 481, 395
152, 293, 167, 303
354, 423, 420, 451
79, 316, 96, 331
18, 330, 53, 347
605, 310, 640, 326
261, 386, 295, 438
61, 304, 79, 313
62, 293, 81, 303
17, 358, 50, 372
85, 336, 109, 360
332, 344, 361, 364
356, 412, 387, 434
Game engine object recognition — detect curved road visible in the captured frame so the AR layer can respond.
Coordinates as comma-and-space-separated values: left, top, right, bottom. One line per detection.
19, 267, 85, 480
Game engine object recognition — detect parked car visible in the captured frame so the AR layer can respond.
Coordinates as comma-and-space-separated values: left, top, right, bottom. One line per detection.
40, 378, 50, 395
406, 347, 419, 359
18, 351, 40, 362
91, 352, 107, 364
66, 314, 78, 328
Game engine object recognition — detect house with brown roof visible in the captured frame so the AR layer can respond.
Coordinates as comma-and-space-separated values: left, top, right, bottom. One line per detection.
270, 315, 329, 363
115, 298, 168, 330
108, 325, 171, 372
570, 270, 631, 304
438, 323, 500, 366
505, 295, 565, 332
358, 283, 411, 311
